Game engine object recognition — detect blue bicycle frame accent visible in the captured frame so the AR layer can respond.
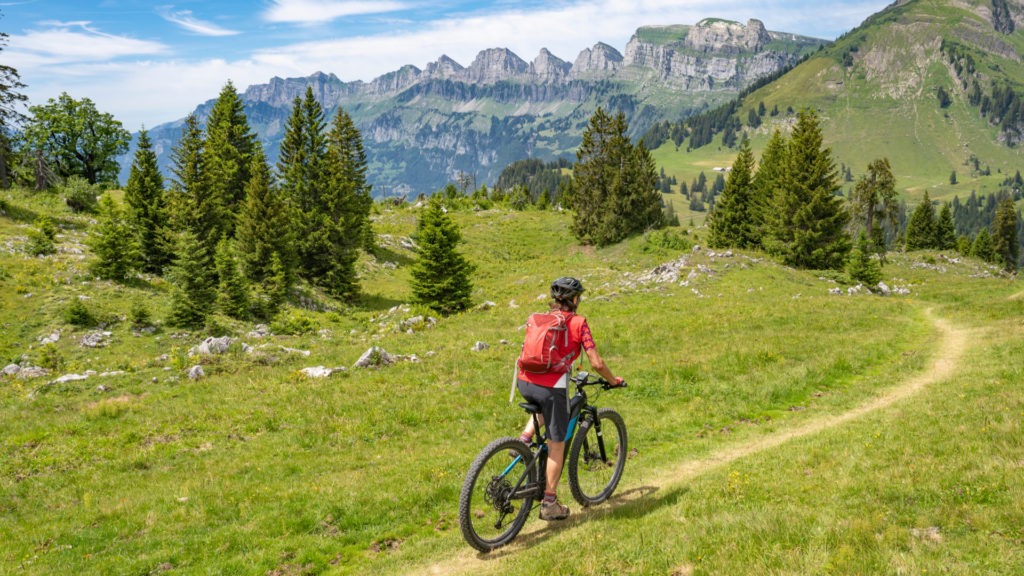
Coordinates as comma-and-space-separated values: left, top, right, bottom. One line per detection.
500, 412, 582, 478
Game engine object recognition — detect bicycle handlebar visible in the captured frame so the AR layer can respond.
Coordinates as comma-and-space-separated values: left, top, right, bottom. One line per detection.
571, 371, 627, 391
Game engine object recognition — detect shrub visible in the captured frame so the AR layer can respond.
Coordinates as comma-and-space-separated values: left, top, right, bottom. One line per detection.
846, 233, 882, 286
271, 310, 318, 335
642, 228, 693, 252
37, 343, 64, 370
64, 176, 100, 213
130, 301, 151, 327
64, 298, 96, 327
26, 216, 58, 256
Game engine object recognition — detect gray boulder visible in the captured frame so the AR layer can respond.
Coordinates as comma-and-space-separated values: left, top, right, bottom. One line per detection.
80, 331, 112, 348
300, 366, 346, 378
471, 341, 489, 352
189, 336, 236, 356
187, 365, 205, 380
2, 364, 20, 376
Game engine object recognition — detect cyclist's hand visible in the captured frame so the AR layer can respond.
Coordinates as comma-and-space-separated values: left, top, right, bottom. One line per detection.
613, 377, 627, 388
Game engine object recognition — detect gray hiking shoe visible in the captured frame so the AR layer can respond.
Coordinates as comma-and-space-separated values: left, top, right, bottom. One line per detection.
539, 499, 570, 521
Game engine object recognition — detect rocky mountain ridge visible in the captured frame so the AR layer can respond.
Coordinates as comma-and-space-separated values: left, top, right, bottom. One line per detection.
133, 18, 827, 196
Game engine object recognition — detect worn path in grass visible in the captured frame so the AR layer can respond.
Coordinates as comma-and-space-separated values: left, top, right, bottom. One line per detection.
422, 306, 971, 575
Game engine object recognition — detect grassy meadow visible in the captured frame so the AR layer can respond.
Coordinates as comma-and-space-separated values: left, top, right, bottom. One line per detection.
1, 186, 1022, 575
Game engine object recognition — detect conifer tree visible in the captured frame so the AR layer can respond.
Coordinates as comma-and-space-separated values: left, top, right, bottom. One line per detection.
763, 110, 850, 269
410, 197, 474, 315
203, 81, 256, 237
326, 106, 373, 249
992, 196, 1019, 270
970, 227, 996, 263
236, 143, 295, 284
849, 158, 898, 256
934, 202, 957, 250
571, 107, 660, 246
956, 234, 972, 255
277, 86, 326, 221
750, 129, 787, 247
166, 230, 215, 328
26, 216, 57, 256
537, 188, 551, 210
169, 115, 220, 260
846, 231, 882, 286
89, 195, 139, 281
124, 129, 173, 273
905, 191, 937, 250
708, 139, 756, 248
215, 236, 249, 319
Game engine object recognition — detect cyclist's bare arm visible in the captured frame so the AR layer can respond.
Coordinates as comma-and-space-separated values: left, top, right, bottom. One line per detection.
585, 348, 617, 384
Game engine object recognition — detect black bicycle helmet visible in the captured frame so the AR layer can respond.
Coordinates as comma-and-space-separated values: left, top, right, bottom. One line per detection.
550, 277, 585, 300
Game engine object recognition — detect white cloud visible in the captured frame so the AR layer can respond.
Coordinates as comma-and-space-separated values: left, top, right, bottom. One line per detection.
159, 9, 241, 37
6, 21, 167, 67
263, 0, 412, 24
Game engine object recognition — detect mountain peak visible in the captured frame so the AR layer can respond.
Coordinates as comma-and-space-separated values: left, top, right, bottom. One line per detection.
464, 48, 530, 84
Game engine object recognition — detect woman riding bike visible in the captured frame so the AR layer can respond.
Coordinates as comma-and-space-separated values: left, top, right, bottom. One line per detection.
515, 276, 624, 521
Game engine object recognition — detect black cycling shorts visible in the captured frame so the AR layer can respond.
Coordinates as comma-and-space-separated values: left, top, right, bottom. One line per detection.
517, 379, 569, 442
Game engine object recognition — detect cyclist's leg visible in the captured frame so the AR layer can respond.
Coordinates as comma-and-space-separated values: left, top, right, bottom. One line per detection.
546, 440, 565, 492
519, 414, 545, 441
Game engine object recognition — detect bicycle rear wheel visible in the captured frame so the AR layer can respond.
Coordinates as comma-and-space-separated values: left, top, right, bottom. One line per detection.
458, 436, 537, 552
567, 408, 627, 506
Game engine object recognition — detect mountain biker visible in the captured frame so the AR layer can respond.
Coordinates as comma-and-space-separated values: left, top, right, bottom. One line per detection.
516, 276, 624, 521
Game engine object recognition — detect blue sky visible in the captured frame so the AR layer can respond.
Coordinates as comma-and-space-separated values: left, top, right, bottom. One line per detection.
2, 0, 891, 130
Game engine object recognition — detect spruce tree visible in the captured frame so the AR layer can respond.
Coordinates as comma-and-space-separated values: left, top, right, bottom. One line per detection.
89, 195, 139, 281
236, 143, 296, 284
956, 234, 972, 255
410, 197, 474, 315
327, 106, 373, 249
26, 216, 57, 256
215, 236, 249, 319
203, 81, 256, 237
970, 227, 997, 263
850, 158, 898, 257
124, 129, 173, 273
277, 86, 327, 221
992, 196, 1019, 270
166, 230, 215, 328
571, 107, 660, 246
169, 115, 221, 260
934, 202, 957, 250
846, 231, 882, 286
763, 110, 850, 269
905, 191, 936, 250
750, 129, 787, 247
708, 139, 756, 248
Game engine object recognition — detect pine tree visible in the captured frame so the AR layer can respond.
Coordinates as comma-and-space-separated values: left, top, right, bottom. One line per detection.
166, 230, 215, 328
89, 195, 139, 281
203, 81, 256, 238
410, 197, 474, 315
215, 236, 249, 319
168, 115, 221, 259
537, 188, 551, 210
571, 107, 660, 246
26, 216, 57, 256
934, 202, 957, 250
849, 158, 898, 257
708, 139, 756, 248
905, 191, 937, 250
124, 129, 173, 274
763, 110, 850, 269
970, 227, 997, 263
236, 143, 296, 284
846, 232, 882, 286
277, 86, 327, 221
992, 196, 1019, 270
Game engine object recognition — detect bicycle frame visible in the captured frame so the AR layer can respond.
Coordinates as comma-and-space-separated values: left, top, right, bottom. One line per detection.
500, 384, 604, 505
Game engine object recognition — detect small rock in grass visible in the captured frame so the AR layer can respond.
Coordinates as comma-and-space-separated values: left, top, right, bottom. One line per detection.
300, 366, 346, 378
187, 365, 205, 380
188, 336, 236, 356
471, 341, 489, 352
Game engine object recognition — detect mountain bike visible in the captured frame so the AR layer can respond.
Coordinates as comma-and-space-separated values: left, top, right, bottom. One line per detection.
458, 371, 628, 553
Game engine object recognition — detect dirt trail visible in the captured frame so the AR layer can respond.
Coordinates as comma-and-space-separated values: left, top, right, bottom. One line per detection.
421, 309, 968, 575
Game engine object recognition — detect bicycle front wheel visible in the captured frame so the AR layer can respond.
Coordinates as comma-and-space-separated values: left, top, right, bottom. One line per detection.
567, 408, 627, 506
458, 436, 537, 553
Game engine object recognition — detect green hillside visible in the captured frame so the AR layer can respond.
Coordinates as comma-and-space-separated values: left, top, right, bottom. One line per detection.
650, 0, 1024, 209
1, 186, 1022, 574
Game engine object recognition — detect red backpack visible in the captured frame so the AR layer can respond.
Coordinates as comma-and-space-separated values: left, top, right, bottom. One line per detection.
517, 311, 579, 374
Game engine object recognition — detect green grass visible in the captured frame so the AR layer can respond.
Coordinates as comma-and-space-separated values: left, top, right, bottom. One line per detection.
1, 186, 1021, 574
